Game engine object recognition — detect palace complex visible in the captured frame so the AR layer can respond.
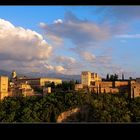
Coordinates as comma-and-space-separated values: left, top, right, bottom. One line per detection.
75, 71, 140, 98
0, 70, 140, 100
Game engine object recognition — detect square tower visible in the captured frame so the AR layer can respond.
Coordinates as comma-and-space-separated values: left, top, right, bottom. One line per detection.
81, 71, 91, 86
0, 76, 9, 100
91, 73, 102, 82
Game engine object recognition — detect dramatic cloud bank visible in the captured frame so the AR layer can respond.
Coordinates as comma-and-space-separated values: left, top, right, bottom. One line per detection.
0, 19, 80, 75
39, 12, 111, 49
0, 7, 138, 78
39, 11, 136, 77
0, 19, 52, 61
0, 18, 53, 73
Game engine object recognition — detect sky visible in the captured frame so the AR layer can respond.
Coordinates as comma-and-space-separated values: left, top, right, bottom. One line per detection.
0, 6, 140, 78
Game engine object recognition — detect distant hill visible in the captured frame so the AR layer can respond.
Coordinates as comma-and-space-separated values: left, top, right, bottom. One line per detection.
0, 70, 11, 77
26, 72, 81, 82
0, 70, 81, 82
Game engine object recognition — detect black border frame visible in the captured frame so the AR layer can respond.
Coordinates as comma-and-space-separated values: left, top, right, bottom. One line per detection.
0, 0, 140, 5
0, 0, 140, 138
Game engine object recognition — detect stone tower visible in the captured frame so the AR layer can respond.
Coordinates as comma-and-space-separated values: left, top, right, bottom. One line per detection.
0, 76, 9, 100
12, 70, 17, 79
81, 71, 91, 86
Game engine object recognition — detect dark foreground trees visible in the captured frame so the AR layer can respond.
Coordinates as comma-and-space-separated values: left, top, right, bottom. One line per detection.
0, 92, 140, 122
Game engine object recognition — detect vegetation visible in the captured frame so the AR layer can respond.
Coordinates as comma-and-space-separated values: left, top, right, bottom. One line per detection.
106, 73, 119, 81
0, 90, 140, 122
45, 81, 76, 92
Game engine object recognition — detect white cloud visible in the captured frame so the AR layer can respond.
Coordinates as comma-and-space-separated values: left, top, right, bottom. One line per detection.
39, 12, 111, 48
42, 62, 66, 74
55, 56, 76, 64
115, 34, 140, 39
41, 55, 84, 75
0, 18, 53, 73
81, 51, 96, 61
54, 19, 63, 24
39, 22, 46, 28
54, 65, 66, 73
37, 11, 138, 77
0, 18, 52, 62
54, 56, 82, 74
46, 34, 64, 47
39, 11, 133, 76
44, 64, 54, 71
0, 16, 133, 76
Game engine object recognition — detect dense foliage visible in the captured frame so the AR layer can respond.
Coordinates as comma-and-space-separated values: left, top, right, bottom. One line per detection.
0, 92, 140, 122
45, 80, 77, 91
106, 73, 119, 81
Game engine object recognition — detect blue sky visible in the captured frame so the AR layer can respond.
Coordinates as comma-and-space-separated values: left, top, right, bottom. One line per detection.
0, 6, 140, 78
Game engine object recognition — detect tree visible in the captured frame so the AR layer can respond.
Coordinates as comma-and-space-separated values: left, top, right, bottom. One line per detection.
114, 74, 118, 81
129, 77, 132, 80
19, 107, 34, 122
109, 74, 118, 81
110, 74, 114, 81
122, 73, 124, 80
106, 74, 110, 81
69, 80, 75, 90
1, 90, 140, 122
75, 80, 79, 84
45, 82, 55, 89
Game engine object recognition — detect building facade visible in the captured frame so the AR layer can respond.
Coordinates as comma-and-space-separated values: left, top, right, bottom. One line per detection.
81, 71, 102, 86
18, 77, 62, 88
76, 71, 140, 98
18, 83, 34, 97
0, 70, 63, 100
130, 79, 140, 98
0, 76, 9, 100
81, 71, 91, 86
43, 87, 51, 96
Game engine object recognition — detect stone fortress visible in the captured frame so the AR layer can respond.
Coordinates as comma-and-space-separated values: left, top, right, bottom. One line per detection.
75, 71, 140, 98
0, 70, 62, 100
0, 70, 140, 100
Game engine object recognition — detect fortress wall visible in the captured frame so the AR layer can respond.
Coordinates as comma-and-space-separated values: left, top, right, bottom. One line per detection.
133, 83, 140, 98
115, 81, 129, 87
94, 82, 113, 87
